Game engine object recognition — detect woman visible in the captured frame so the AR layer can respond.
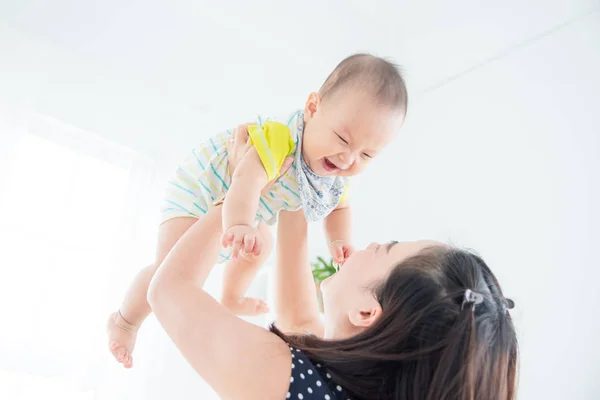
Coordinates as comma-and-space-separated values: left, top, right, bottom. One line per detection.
146, 125, 518, 400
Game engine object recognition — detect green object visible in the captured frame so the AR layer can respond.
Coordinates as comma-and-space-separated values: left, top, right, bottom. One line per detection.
311, 256, 337, 283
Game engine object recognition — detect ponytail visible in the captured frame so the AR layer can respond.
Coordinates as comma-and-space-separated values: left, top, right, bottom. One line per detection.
428, 286, 516, 400
272, 247, 518, 400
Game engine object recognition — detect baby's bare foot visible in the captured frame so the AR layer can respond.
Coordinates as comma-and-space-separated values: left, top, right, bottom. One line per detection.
222, 297, 270, 316
106, 311, 138, 368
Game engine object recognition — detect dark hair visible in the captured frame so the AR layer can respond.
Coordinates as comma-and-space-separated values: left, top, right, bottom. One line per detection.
319, 53, 408, 113
271, 246, 518, 400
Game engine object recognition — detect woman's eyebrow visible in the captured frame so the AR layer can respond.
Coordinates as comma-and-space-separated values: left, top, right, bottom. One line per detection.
386, 241, 399, 253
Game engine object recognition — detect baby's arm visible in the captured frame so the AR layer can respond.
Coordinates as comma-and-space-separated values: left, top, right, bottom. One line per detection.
324, 199, 354, 264
222, 147, 269, 258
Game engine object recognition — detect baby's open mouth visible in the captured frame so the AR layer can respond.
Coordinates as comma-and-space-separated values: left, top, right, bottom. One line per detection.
322, 157, 339, 172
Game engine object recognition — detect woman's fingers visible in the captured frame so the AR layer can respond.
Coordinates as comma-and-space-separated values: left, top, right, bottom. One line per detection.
227, 122, 254, 173
279, 156, 293, 177
261, 156, 294, 195
234, 122, 252, 144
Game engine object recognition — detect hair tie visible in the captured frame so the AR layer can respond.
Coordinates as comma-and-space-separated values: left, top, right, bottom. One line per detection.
461, 289, 484, 310
503, 298, 515, 313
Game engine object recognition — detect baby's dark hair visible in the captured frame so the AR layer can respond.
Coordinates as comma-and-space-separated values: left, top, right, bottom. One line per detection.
319, 53, 408, 113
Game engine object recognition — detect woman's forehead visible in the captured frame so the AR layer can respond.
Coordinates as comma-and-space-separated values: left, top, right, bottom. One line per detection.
389, 240, 444, 262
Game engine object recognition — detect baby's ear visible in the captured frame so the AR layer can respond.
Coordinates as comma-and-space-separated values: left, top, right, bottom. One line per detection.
304, 92, 321, 119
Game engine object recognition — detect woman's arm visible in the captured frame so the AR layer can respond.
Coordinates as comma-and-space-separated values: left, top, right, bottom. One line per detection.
274, 210, 324, 337
226, 123, 324, 337
147, 206, 291, 400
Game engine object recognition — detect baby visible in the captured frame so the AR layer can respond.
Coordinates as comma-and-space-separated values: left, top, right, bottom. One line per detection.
107, 53, 407, 368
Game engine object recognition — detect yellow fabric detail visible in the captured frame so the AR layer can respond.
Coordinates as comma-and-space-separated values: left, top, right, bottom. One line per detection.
339, 181, 350, 203
248, 121, 295, 181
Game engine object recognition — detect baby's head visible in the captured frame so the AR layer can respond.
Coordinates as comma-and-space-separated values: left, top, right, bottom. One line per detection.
302, 53, 407, 177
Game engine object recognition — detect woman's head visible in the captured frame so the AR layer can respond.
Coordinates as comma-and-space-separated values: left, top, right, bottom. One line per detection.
273, 242, 518, 400
319, 240, 441, 339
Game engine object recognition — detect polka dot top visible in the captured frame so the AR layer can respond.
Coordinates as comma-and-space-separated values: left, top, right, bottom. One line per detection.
287, 345, 350, 399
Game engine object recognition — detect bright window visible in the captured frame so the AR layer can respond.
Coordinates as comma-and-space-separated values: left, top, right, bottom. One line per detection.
0, 133, 134, 398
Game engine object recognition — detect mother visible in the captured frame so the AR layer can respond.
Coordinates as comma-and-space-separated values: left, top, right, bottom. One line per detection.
147, 126, 518, 400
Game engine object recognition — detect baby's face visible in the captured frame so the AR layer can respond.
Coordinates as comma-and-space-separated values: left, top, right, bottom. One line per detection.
301, 88, 404, 177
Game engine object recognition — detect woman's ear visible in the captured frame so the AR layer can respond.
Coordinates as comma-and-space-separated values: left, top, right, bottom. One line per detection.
348, 303, 382, 328
304, 92, 320, 120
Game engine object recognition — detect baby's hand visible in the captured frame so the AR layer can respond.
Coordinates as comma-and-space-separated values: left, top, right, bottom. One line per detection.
221, 225, 263, 260
329, 240, 355, 266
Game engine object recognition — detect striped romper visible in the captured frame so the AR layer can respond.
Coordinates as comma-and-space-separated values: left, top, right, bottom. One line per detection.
161, 111, 347, 262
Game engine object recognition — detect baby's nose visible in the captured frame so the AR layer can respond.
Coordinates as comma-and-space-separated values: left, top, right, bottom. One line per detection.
337, 152, 355, 168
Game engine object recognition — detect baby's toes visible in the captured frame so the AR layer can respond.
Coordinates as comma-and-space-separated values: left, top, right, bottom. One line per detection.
109, 341, 122, 360
256, 299, 270, 314
117, 347, 127, 363
124, 355, 133, 369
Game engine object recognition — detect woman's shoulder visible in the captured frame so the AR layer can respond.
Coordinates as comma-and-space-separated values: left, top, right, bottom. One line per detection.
287, 345, 350, 399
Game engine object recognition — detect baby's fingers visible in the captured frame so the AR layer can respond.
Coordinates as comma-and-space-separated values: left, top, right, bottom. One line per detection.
332, 246, 345, 264
242, 234, 255, 255
221, 232, 234, 248
231, 235, 244, 260
252, 235, 263, 257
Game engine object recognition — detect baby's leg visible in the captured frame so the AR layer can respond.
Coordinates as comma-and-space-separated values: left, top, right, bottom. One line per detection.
221, 223, 273, 316
107, 216, 198, 368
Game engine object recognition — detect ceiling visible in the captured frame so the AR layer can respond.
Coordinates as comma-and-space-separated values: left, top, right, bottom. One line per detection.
0, 0, 597, 154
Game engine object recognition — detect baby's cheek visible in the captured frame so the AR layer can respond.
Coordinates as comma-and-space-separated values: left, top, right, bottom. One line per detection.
358, 158, 374, 173
346, 164, 365, 177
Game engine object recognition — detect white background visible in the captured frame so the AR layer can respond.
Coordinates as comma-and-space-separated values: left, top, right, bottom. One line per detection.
0, 1, 599, 399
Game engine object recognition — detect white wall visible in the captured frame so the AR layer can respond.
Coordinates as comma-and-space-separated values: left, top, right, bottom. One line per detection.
1, 2, 599, 399
328, 12, 599, 400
